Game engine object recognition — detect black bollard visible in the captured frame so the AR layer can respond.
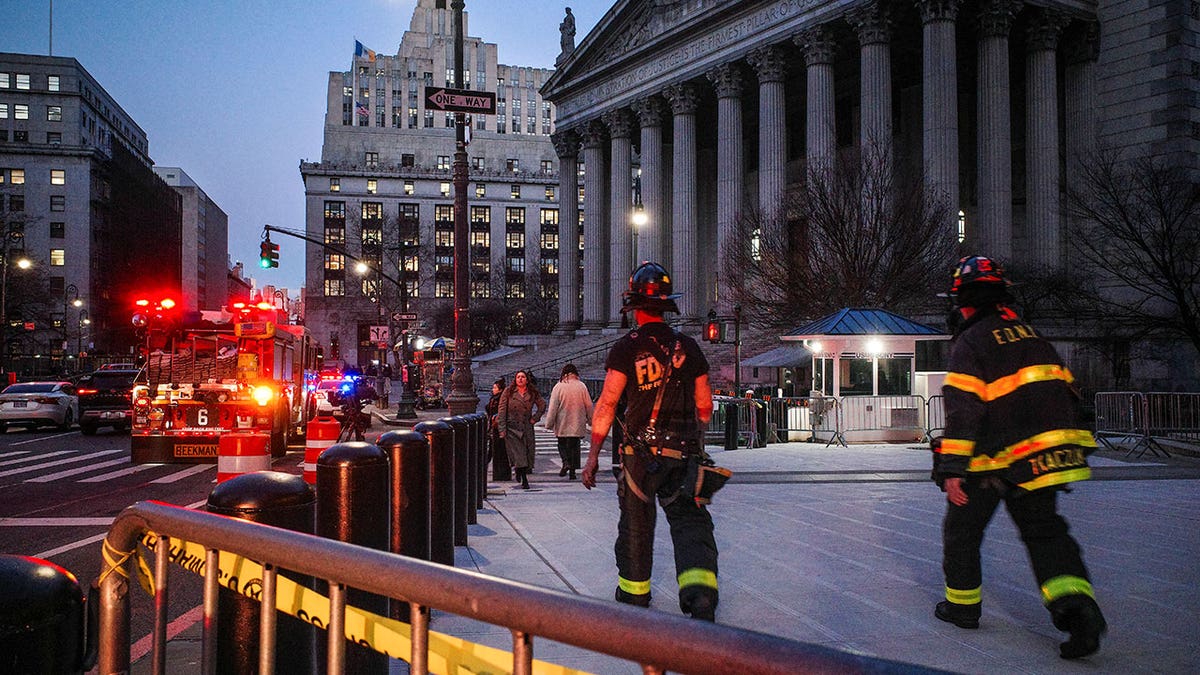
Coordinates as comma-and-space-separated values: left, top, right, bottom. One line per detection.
377, 430, 430, 623
463, 413, 478, 524
723, 400, 739, 452
0, 555, 87, 674
414, 420, 455, 565
472, 412, 487, 510
207, 471, 316, 675
441, 416, 471, 547
316, 442, 389, 674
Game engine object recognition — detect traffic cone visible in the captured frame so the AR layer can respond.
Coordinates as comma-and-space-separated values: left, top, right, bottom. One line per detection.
216, 432, 272, 483
304, 416, 341, 484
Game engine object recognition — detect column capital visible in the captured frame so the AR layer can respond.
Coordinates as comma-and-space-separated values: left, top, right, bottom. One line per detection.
706, 62, 745, 99
551, 129, 580, 160
601, 108, 635, 139
664, 82, 699, 115
1064, 20, 1100, 64
975, 0, 1021, 39
632, 96, 666, 128
794, 26, 837, 66
580, 118, 609, 149
1025, 8, 1070, 52
915, 0, 962, 24
847, 1, 893, 46
747, 45, 789, 84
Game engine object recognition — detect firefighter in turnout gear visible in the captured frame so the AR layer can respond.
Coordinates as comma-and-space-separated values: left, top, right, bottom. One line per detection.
933, 255, 1106, 659
583, 262, 719, 621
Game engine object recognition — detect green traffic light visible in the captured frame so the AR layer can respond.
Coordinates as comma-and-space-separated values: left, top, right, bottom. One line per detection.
259, 257, 271, 269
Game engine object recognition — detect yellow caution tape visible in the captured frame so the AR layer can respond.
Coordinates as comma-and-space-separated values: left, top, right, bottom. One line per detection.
138, 532, 589, 675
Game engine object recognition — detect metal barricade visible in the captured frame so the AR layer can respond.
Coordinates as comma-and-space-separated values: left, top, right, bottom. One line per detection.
832, 395, 926, 447
96, 502, 927, 674
1092, 391, 1165, 457
1146, 392, 1200, 451
925, 395, 945, 441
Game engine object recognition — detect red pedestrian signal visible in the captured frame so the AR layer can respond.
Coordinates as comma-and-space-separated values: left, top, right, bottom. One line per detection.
705, 319, 723, 343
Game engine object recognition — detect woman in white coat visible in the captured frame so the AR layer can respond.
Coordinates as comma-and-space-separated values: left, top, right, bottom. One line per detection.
542, 363, 593, 480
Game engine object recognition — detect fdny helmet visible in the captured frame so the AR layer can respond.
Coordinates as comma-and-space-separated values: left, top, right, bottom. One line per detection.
622, 261, 682, 314
948, 255, 1009, 296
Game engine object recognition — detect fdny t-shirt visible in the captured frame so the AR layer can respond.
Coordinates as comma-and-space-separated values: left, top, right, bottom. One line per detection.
605, 321, 709, 450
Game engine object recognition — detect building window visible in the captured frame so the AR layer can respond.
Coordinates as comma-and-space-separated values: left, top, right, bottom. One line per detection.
0, 74, 8, 88
46, 105, 62, 122
404, 181, 415, 195
506, 232, 525, 249
436, 280, 454, 298
435, 229, 454, 247
545, 186, 555, 201
445, 112, 455, 128
475, 183, 486, 198
367, 179, 377, 194
506, 158, 520, 173
50, 195, 65, 211
0, 103, 6, 118
541, 257, 560, 275
470, 230, 490, 247
362, 202, 382, 220
540, 232, 559, 250
437, 155, 450, 170
540, 209, 559, 226
541, 160, 553, 175
51, 169, 65, 185
506, 281, 525, 299
13, 130, 26, 143
424, 110, 434, 127
50, 222, 64, 239
365, 152, 378, 169
14, 104, 28, 120
401, 153, 415, 167
324, 278, 345, 296
8, 194, 23, 211
324, 253, 344, 271
47, 132, 61, 144
47, 75, 59, 91
330, 177, 340, 192
510, 184, 521, 200
50, 249, 65, 266
497, 118, 506, 134
434, 204, 454, 223
324, 200, 345, 219
505, 207, 525, 225
471, 280, 490, 298
472, 157, 484, 170
11, 169, 25, 185
477, 115, 487, 130
408, 108, 417, 128
440, 182, 450, 197
16, 74, 29, 90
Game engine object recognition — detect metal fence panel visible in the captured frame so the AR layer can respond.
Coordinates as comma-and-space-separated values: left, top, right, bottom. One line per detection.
1146, 392, 1200, 444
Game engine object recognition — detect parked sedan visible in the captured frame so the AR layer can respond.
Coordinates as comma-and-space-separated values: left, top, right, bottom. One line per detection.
0, 381, 79, 432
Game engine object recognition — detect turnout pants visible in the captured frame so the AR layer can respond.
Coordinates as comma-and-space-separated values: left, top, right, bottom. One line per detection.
615, 455, 719, 616
943, 480, 1092, 608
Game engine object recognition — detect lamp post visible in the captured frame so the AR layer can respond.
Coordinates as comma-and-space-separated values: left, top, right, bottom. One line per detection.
0, 224, 32, 376
395, 243, 416, 419
77, 310, 90, 361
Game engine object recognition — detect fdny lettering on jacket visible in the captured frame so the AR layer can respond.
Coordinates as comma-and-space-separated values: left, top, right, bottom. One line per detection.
1029, 447, 1087, 476
992, 323, 1039, 345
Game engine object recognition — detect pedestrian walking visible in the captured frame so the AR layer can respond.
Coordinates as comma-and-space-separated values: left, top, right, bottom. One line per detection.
497, 370, 545, 490
582, 261, 718, 621
543, 363, 593, 480
486, 377, 511, 480
932, 255, 1106, 659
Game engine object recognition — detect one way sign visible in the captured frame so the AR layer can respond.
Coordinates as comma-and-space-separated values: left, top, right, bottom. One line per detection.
425, 87, 496, 115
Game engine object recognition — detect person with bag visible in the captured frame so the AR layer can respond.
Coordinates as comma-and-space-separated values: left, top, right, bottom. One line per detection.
582, 261, 719, 622
497, 370, 545, 490
543, 363, 593, 480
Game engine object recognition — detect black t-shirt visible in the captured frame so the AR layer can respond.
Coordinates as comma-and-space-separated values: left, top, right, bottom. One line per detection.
604, 321, 709, 450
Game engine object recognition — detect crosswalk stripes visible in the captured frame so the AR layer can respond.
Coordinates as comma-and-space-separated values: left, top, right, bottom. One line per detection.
0, 448, 126, 479
0, 447, 219, 484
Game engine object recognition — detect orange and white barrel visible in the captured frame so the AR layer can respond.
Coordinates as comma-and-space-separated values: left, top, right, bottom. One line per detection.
304, 417, 341, 484
216, 432, 271, 483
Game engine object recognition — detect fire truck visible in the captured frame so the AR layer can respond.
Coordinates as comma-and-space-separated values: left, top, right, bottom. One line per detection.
130, 300, 316, 464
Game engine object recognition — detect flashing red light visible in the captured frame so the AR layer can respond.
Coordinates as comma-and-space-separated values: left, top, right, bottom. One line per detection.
76, 388, 98, 395
255, 301, 273, 310
232, 301, 247, 309
159, 298, 176, 310
135, 299, 150, 307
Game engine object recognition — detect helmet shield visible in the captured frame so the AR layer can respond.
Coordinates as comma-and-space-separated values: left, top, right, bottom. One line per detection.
622, 261, 682, 313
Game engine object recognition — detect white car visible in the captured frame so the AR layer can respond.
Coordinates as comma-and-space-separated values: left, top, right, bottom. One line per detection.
0, 381, 80, 432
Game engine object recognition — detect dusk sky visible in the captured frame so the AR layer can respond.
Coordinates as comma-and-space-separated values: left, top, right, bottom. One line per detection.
0, 0, 613, 292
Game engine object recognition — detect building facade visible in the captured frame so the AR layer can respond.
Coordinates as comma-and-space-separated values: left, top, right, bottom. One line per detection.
0, 53, 184, 371
301, 0, 564, 368
153, 167, 229, 314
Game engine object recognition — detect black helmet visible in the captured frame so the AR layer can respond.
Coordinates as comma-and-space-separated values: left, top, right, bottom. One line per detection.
622, 261, 682, 314
948, 255, 1013, 307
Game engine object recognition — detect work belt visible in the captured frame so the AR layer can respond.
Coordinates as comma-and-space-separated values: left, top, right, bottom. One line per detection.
622, 444, 685, 460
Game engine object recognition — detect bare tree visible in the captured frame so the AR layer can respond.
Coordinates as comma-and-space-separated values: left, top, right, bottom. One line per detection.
725, 145, 956, 328
1066, 152, 1200, 356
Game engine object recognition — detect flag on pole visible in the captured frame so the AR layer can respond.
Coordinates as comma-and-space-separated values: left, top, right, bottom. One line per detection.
357, 101, 370, 118
354, 40, 376, 62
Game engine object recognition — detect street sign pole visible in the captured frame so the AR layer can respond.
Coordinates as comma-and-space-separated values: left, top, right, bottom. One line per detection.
446, 0, 478, 416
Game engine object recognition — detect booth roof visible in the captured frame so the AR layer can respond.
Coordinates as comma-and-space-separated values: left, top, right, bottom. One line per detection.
783, 308, 945, 339
742, 343, 812, 368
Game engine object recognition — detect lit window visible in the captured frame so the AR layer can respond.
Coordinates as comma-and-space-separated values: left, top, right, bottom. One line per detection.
14, 104, 28, 120
330, 177, 340, 192
0, 74, 8, 88
510, 185, 521, 199
540, 209, 559, 226
507, 158, 520, 173
47, 75, 59, 91
324, 279, 345, 296
404, 181, 415, 195
472, 157, 484, 170
324, 253, 344, 270
11, 169, 24, 185
475, 183, 486, 198
440, 182, 450, 197
367, 179, 377, 194
365, 152, 378, 168
50, 249, 65, 266
437, 155, 450, 170
47, 105, 62, 122
435, 205, 454, 222
0, 104, 7, 118
541, 160, 553, 175
506, 232, 525, 248
505, 207, 525, 225
51, 169, 65, 185
436, 280, 454, 298
540, 232, 559, 250
545, 186, 555, 201
424, 110, 434, 127
436, 230, 454, 247
16, 74, 30, 90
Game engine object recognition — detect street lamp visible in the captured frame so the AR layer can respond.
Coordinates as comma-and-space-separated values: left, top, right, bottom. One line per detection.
77, 310, 90, 361
631, 205, 647, 267
0, 224, 32, 376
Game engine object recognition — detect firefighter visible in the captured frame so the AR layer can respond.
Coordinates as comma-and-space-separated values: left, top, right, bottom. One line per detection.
933, 255, 1106, 659
582, 262, 718, 621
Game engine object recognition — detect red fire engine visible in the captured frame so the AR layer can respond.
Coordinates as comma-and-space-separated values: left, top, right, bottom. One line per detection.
130, 298, 316, 464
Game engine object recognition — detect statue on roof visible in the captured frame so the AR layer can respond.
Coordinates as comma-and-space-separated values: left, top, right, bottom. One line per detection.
558, 7, 576, 63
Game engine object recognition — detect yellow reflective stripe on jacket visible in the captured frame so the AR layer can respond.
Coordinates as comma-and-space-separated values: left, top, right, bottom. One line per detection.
618, 576, 651, 596
677, 568, 718, 590
968, 429, 1097, 472
939, 438, 974, 456
1040, 575, 1095, 604
947, 365, 1075, 402
945, 372, 986, 399
945, 586, 981, 604
1019, 467, 1091, 492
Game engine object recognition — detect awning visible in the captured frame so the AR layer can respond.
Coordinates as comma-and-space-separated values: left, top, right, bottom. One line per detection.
742, 344, 812, 368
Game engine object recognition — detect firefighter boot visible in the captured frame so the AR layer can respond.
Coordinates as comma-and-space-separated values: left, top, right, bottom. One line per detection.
1050, 595, 1106, 659
935, 601, 981, 629
615, 587, 651, 607
680, 587, 717, 623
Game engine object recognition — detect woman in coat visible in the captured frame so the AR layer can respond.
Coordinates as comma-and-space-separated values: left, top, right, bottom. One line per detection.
485, 377, 509, 480
542, 363, 593, 480
497, 370, 546, 489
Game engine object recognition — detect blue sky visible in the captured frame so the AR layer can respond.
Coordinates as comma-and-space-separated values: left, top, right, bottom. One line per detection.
0, 0, 612, 291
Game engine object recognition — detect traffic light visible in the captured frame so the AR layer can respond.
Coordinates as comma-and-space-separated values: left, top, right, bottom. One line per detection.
259, 238, 279, 268
704, 319, 723, 343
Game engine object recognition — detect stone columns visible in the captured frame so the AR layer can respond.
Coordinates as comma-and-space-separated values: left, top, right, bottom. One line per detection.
603, 108, 635, 325
747, 45, 789, 242
632, 96, 667, 266
848, 2, 894, 158
1026, 9, 1069, 270
665, 82, 700, 322
917, 0, 962, 247
1064, 22, 1099, 267
579, 120, 609, 330
706, 63, 745, 313
551, 130, 581, 333
795, 27, 838, 170
975, 0, 1020, 261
